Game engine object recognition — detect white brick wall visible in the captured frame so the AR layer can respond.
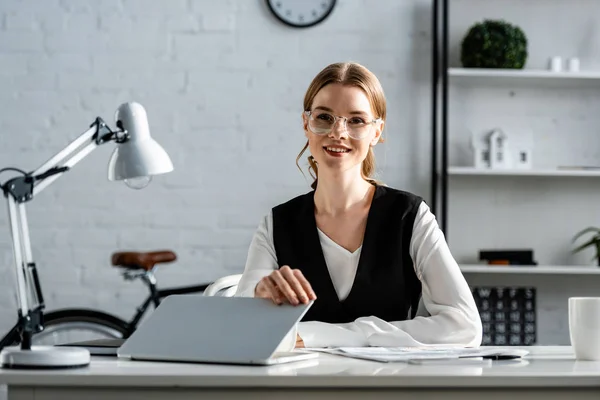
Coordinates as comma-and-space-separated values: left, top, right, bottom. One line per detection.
0, 0, 433, 338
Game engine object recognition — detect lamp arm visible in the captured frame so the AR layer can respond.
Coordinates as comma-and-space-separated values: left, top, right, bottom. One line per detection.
34, 117, 126, 196
0, 117, 126, 351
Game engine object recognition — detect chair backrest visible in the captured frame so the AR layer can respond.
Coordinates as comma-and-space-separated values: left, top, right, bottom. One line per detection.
203, 274, 243, 297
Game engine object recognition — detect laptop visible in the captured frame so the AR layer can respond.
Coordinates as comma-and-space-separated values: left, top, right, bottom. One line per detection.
117, 294, 318, 365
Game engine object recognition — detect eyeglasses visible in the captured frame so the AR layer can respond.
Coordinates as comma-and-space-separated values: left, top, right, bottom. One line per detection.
304, 110, 382, 140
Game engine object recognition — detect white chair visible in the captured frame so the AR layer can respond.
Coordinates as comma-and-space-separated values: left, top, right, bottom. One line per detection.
203, 274, 243, 297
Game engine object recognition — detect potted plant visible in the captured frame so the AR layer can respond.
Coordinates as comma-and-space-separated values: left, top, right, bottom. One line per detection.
460, 19, 528, 69
572, 227, 600, 266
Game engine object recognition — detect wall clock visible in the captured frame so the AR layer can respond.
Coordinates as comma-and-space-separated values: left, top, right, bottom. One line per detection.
266, 0, 337, 28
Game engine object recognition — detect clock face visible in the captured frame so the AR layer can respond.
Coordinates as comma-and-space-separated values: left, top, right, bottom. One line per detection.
267, 0, 336, 28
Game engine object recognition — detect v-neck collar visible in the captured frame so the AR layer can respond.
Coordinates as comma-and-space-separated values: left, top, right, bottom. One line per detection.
316, 227, 362, 256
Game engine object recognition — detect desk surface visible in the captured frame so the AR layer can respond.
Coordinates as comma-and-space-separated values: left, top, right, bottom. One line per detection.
0, 346, 599, 389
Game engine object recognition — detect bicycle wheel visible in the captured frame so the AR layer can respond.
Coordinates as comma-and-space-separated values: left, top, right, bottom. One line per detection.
30, 309, 130, 346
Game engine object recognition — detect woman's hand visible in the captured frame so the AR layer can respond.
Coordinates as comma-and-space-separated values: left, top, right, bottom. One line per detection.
255, 265, 317, 306
295, 334, 305, 348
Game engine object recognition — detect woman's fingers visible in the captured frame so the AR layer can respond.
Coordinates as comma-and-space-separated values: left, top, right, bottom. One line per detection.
256, 276, 283, 304
293, 269, 317, 301
279, 266, 312, 304
256, 267, 317, 306
270, 269, 300, 305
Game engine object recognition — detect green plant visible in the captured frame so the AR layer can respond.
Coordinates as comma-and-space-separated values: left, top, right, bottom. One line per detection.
572, 227, 600, 266
460, 19, 528, 69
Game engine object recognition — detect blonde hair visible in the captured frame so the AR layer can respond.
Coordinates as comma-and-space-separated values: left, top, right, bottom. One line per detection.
296, 62, 386, 190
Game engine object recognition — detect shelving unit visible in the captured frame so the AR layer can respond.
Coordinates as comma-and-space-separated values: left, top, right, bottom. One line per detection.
430, 0, 600, 346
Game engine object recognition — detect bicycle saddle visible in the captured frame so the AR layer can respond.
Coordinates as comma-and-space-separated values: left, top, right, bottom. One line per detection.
111, 251, 177, 271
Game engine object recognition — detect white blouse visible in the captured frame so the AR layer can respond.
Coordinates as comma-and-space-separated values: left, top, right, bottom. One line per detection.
235, 200, 482, 349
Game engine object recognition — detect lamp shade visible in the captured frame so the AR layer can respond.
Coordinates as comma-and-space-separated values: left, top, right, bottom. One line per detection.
107, 102, 174, 181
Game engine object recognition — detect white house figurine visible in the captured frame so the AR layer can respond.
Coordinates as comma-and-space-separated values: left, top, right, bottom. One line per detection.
471, 128, 533, 170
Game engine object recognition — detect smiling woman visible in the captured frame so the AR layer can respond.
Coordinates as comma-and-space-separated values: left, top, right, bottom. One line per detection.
235, 62, 482, 351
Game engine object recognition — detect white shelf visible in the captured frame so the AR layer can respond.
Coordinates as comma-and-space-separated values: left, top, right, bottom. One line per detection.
460, 265, 600, 275
448, 166, 600, 177
448, 67, 600, 87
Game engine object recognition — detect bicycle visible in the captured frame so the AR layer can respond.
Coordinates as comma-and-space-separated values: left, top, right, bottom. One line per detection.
0, 250, 212, 350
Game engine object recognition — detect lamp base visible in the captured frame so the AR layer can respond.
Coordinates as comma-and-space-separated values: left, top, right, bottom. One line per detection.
0, 345, 90, 369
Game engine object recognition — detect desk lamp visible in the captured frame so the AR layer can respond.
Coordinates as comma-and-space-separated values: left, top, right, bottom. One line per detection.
0, 102, 173, 369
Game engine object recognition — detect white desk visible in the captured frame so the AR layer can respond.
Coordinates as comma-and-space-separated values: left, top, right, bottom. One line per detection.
1, 346, 599, 400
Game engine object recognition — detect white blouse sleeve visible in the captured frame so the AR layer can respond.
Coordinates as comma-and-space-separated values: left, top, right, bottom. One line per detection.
234, 212, 278, 298
235, 202, 483, 349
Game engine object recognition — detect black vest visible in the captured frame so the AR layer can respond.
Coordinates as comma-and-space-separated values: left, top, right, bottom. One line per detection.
272, 185, 423, 324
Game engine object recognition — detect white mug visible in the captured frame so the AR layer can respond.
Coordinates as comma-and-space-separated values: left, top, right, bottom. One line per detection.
569, 297, 600, 360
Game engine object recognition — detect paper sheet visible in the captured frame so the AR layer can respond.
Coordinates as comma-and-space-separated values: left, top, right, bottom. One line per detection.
305, 346, 529, 363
